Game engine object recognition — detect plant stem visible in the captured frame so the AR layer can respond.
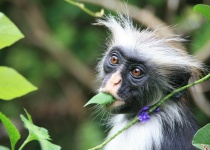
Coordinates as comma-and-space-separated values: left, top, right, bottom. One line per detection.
149, 73, 210, 113
88, 117, 139, 150
88, 74, 210, 150
65, 0, 104, 17
18, 140, 28, 150
18, 136, 32, 150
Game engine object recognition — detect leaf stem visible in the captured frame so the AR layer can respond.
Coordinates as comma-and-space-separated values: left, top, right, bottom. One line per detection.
149, 74, 210, 113
18, 136, 34, 150
65, 0, 104, 17
18, 139, 29, 150
88, 74, 210, 150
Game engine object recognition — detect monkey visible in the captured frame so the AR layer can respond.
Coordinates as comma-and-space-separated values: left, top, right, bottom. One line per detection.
93, 14, 204, 150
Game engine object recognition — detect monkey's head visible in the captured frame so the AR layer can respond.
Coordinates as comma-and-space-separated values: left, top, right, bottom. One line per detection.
96, 15, 203, 115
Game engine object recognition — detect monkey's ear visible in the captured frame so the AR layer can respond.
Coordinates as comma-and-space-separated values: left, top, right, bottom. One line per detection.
169, 71, 191, 99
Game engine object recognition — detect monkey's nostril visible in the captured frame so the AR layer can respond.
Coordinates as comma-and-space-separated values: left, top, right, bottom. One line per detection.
114, 79, 121, 86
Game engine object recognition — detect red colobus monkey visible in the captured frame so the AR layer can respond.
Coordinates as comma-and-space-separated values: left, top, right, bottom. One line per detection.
94, 14, 203, 150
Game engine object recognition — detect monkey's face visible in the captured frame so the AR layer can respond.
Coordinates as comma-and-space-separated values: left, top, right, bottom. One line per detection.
99, 46, 163, 115
96, 15, 202, 115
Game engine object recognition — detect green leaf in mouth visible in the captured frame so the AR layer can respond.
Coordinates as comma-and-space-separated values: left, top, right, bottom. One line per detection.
84, 93, 115, 107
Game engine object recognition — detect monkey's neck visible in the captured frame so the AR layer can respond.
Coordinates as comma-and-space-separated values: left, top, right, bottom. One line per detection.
104, 100, 198, 150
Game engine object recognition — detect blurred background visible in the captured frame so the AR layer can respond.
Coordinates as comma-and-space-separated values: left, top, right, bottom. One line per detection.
0, 0, 210, 149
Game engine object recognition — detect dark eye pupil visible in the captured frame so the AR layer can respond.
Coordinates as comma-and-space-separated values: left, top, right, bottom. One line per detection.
132, 68, 141, 77
110, 55, 119, 64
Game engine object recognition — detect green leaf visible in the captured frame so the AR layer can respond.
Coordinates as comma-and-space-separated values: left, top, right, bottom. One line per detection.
20, 111, 61, 150
0, 112, 20, 150
193, 4, 210, 20
0, 66, 38, 100
192, 123, 210, 149
0, 146, 10, 150
84, 92, 114, 107
0, 12, 24, 49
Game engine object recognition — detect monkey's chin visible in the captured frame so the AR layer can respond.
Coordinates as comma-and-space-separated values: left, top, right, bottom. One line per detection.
104, 99, 130, 114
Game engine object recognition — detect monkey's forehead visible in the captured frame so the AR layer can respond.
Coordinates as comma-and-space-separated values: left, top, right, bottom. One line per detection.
106, 42, 199, 71
97, 15, 202, 74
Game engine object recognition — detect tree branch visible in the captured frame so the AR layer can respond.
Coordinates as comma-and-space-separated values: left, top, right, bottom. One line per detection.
79, 0, 174, 35
13, 0, 99, 91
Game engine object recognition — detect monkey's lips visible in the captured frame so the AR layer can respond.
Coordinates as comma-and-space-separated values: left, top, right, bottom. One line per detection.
105, 99, 126, 108
104, 98, 128, 113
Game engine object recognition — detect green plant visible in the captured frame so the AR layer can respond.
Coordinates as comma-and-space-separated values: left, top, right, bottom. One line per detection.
193, 4, 210, 20
191, 5, 210, 150
0, 12, 60, 150
192, 123, 210, 150
0, 12, 37, 100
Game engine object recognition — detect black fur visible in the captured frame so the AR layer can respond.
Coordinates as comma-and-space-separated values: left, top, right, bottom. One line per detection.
97, 15, 203, 150
160, 103, 199, 150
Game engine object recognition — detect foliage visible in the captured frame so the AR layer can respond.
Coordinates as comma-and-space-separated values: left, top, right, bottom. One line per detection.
0, 12, 24, 49
0, 146, 10, 150
0, 112, 20, 150
0, 0, 210, 150
193, 4, 210, 20
0, 12, 59, 150
65, 0, 104, 17
84, 92, 114, 107
19, 110, 61, 150
0, 67, 37, 100
0, 111, 61, 150
0, 12, 37, 101
192, 123, 210, 150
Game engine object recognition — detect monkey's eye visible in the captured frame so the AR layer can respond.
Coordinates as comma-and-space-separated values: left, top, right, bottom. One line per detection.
110, 54, 119, 65
131, 67, 141, 77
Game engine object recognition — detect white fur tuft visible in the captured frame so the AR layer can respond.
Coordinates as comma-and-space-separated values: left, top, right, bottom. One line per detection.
96, 15, 203, 81
104, 102, 185, 150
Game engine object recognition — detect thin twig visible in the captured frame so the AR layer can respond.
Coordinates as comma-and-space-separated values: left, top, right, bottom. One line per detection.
80, 0, 174, 35
88, 73, 210, 150
65, 0, 104, 17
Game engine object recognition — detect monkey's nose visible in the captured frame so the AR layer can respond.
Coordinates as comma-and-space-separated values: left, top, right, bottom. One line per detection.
114, 79, 121, 85
101, 71, 122, 95
110, 71, 122, 87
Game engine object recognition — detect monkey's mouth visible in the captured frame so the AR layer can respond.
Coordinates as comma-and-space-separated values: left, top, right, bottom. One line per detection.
104, 96, 130, 113
105, 99, 125, 108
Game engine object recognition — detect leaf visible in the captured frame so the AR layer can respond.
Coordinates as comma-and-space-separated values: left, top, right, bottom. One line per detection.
0, 112, 20, 150
0, 12, 24, 49
193, 4, 210, 20
192, 123, 210, 149
0, 66, 38, 100
84, 93, 114, 107
0, 146, 10, 150
20, 111, 61, 150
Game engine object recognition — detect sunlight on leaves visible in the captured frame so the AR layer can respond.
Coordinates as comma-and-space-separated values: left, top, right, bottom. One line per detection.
0, 12, 24, 49
0, 112, 20, 150
0, 67, 38, 100
193, 4, 210, 20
